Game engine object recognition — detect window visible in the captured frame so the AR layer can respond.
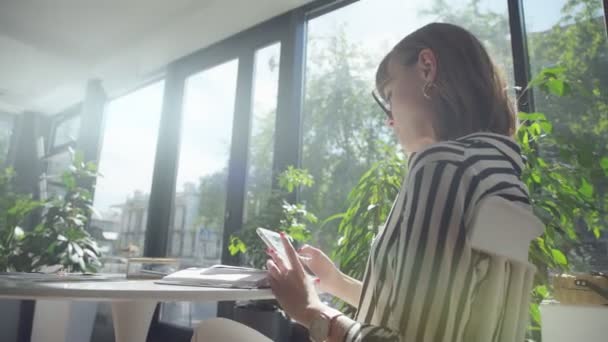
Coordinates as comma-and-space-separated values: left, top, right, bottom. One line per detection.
244, 42, 281, 224
302, 0, 514, 251
171, 60, 238, 266
523, 0, 608, 273
161, 60, 239, 328
91, 80, 164, 268
52, 114, 81, 148
45, 150, 72, 178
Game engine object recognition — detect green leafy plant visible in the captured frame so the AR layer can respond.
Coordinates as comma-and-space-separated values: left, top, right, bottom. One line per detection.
328, 145, 405, 274
229, 166, 317, 268
326, 144, 406, 314
0, 166, 43, 271
0, 150, 102, 272
517, 66, 606, 336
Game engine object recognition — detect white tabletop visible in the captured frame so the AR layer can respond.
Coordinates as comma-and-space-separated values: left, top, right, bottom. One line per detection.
0, 279, 275, 302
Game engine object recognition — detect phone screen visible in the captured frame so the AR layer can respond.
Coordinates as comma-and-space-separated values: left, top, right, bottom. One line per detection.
257, 228, 289, 257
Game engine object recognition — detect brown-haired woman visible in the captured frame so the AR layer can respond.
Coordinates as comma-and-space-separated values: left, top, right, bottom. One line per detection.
264, 22, 534, 342
193, 22, 534, 342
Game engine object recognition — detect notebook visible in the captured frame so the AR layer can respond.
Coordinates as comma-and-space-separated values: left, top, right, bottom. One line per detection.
156, 265, 270, 289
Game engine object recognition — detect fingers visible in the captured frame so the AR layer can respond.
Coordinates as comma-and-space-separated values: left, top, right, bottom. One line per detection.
266, 248, 288, 273
298, 254, 312, 264
297, 244, 318, 255
266, 259, 282, 280
280, 232, 304, 276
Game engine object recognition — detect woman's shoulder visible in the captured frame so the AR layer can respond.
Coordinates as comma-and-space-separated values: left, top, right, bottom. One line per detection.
407, 140, 468, 172
408, 132, 522, 174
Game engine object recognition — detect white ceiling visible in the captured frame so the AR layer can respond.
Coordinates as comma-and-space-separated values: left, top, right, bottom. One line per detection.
0, 0, 314, 115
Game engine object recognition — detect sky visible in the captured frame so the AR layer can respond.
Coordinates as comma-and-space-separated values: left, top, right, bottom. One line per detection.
91, 0, 575, 222
92, 42, 281, 216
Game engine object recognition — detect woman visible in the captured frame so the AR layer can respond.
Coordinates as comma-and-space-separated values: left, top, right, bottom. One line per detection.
265, 21, 532, 342
194, 22, 532, 342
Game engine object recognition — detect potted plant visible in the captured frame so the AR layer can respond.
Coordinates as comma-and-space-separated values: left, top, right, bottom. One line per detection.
0, 149, 102, 342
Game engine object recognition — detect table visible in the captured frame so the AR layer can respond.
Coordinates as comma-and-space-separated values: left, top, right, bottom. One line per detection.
0, 278, 275, 342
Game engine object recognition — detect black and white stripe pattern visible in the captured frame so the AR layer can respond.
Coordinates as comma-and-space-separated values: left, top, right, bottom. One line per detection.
344, 132, 531, 342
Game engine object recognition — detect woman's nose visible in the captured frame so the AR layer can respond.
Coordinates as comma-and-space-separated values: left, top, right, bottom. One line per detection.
385, 118, 394, 127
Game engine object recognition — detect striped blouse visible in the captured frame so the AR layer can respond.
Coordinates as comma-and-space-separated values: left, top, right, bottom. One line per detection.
344, 132, 532, 342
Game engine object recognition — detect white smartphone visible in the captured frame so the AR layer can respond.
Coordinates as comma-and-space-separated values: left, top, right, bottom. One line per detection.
256, 227, 292, 259
257, 227, 315, 276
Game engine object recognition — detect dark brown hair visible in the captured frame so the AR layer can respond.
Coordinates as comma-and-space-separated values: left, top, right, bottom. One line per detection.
376, 23, 516, 140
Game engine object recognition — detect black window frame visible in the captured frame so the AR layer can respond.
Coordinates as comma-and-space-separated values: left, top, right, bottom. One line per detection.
0, 111, 16, 164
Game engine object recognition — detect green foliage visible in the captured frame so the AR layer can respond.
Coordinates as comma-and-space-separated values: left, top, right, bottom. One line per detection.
278, 166, 314, 193
301, 25, 396, 252
196, 170, 228, 232
229, 167, 317, 268
0, 150, 102, 273
328, 144, 406, 314
528, 66, 572, 97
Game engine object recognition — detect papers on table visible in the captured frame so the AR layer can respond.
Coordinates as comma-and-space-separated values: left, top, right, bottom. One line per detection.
156, 265, 270, 289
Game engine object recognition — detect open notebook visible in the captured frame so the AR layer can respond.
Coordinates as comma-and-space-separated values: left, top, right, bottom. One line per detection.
156, 265, 270, 289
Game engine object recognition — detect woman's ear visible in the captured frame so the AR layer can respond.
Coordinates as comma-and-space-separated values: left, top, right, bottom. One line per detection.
417, 48, 437, 83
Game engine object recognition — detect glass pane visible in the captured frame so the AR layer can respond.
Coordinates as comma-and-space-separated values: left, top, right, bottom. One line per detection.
523, 0, 608, 273
162, 59, 239, 328
171, 59, 238, 264
45, 149, 72, 178
302, 0, 514, 252
244, 43, 280, 226
91, 81, 164, 270
0, 116, 12, 164
53, 115, 81, 148
41, 149, 72, 199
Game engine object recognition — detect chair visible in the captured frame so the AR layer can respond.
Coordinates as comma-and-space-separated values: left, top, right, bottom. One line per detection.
464, 196, 544, 342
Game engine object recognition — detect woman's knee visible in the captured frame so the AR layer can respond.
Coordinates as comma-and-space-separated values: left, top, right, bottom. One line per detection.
191, 317, 272, 342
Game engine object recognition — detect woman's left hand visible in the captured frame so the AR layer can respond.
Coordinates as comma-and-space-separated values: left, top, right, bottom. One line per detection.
265, 232, 331, 329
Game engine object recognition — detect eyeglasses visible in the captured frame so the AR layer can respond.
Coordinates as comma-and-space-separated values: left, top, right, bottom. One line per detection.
371, 89, 392, 120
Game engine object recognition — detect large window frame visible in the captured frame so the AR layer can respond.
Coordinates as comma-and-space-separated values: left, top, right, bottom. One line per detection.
143, 8, 311, 263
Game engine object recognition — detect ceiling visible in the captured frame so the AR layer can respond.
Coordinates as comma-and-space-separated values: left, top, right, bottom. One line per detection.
0, 0, 314, 115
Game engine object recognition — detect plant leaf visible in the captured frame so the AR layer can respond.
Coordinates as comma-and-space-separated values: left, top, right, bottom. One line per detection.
600, 157, 608, 176
578, 178, 593, 199
551, 249, 568, 266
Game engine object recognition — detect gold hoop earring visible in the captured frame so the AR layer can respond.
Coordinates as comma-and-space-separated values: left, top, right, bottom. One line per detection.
423, 82, 433, 100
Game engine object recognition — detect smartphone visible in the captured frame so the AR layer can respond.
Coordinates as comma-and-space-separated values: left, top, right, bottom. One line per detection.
256, 227, 292, 259
257, 227, 315, 276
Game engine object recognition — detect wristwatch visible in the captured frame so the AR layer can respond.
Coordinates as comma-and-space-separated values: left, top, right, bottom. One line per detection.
309, 312, 332, 342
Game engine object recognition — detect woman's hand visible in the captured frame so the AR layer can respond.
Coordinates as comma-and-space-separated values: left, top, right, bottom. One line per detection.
297, 244, 342, 293
265, 232, 337, 329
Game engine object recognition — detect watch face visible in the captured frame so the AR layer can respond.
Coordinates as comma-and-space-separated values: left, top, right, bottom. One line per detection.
310, 315, 330, 342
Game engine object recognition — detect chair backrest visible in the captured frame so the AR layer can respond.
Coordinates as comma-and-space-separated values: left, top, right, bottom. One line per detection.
464, 196, 544, 342
469, 196, 544, 264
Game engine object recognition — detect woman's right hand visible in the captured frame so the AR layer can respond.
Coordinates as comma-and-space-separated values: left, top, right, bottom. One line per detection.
297, 244, 342, 293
